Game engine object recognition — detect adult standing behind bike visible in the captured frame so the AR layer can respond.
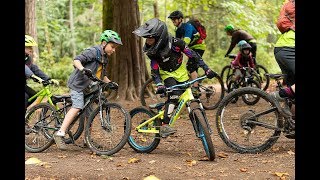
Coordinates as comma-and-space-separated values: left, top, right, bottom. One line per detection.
25, 35, 59, 110
53, 30, 122, 150
224, 24, 258, 65
132, 18, 217, 138
270, 0, 295, 115
168, 10, 207, 94
230, 40, 255, 82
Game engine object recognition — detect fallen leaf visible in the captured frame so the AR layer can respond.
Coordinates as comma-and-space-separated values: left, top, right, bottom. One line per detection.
240, 168, 247, 172
128, 157, 141, 163
25, 157, 42, 165
287, 150, 295, 155
143, 175, 160, 180
186, 160, 197, 167
58, 155, 67, 158
274, 172, 289, 178
149, 160, 156, 164
217, 152, 228, 158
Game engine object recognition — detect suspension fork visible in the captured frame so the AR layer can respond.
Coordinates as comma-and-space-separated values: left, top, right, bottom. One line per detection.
187, 100, 213, 136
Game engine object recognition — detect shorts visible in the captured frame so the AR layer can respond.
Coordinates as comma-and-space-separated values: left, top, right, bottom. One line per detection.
70, 89, 84, 109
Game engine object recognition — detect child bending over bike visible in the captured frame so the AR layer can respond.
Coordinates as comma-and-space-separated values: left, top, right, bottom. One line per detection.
53, 30, 122, 150
230, 40, 255, 83
25, 35, 59, 110
133, 18, 217, 138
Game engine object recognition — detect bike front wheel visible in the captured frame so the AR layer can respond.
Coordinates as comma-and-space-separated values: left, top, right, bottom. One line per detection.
85, 102, 131, 156
215, 87, 282, 153
192, 108, 215, 161
25, 103, 58, 153
128, 106, 161, 153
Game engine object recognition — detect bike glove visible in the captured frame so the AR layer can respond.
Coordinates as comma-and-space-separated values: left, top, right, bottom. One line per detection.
108, 81, 119, 90
156, 84, 166, 94
205, 69, 217, 79
49, 79, 60, 86
30, 74, 44, 83
81, 68, 93, 77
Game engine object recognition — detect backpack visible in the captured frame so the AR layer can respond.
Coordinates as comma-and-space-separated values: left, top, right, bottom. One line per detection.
276, 0, 295, 34
187, 18, 207, 45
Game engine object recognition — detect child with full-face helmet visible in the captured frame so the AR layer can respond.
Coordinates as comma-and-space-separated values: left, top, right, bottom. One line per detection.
230, 40, 255, 82
132, 18, 217, 138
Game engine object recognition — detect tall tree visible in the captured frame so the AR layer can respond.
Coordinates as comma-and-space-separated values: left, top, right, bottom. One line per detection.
69, 0, 76, 57
153, 0, 159, 18
103, 0, 148, 101
25, 0, 39, 61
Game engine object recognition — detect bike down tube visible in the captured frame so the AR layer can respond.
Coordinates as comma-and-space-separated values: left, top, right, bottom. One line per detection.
136, 111, 164, 134
168, 88, 194, 125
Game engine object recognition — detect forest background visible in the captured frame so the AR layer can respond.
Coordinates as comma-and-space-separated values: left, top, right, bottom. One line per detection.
25, 0, 284, 100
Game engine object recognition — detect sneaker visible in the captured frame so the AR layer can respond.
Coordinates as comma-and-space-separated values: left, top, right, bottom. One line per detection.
53, 132, 67, 151
160, 124, 177, 138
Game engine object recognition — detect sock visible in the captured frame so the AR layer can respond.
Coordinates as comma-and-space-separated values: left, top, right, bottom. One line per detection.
56, 130, 65, 137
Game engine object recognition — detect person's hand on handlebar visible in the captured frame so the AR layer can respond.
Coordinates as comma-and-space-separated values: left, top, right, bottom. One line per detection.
156, 84, 166, 94
81, 68, 93, 77
107, 81, 119, 90
205, 69, 218, 79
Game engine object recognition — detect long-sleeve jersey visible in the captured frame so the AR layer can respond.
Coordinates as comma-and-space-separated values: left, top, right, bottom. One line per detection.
147, 37, 209, 85
231, 52, 255, 69
25, 56, 50, 81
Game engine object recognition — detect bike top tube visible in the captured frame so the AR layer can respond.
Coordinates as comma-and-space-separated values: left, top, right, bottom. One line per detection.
167, 76, 207, 90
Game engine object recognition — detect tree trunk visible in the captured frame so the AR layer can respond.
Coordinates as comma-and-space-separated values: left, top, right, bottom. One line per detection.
25, 0, 39, 62
153, 0, 159, 18
103, 0, 148, 101
39, 0, 52, 56
69, 0, 76, 57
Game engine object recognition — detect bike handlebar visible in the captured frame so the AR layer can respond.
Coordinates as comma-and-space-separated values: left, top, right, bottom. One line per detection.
167, 75, 207, 91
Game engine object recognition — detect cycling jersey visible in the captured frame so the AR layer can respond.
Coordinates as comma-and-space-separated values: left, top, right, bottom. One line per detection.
175, 23, 206, 50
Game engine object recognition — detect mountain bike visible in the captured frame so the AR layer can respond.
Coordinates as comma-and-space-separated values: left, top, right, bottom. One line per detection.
26, 79, 86, 144
129, 76, 216, 161
226, 66, 261, 105
25, 73, 131, 156
220, 54, 270, 91
215, 73, 295, 153
140, 73, 225, 110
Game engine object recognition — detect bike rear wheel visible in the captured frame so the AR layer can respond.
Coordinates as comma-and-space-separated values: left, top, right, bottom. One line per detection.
128, 107, 161, 153
25, 103, 57, 153
192, 108, 215, 161
255, 64, 270, 91
215, 87, 282, 153
140, 78, 166, 107
85, 102, 131, 156
199, 75, 225, 110
220, 65, 232, 91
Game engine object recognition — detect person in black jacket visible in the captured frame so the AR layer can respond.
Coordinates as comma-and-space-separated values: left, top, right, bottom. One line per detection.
133, 18, 217, 138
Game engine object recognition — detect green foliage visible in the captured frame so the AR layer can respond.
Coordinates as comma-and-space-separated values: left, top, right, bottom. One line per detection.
33, 0, 285, 89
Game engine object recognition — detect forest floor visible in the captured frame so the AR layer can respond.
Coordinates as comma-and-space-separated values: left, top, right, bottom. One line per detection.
25, 84, 295, 180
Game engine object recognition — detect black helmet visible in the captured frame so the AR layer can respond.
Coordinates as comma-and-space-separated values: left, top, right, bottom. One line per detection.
132, 18, 169, 55
168, 10, 183, 19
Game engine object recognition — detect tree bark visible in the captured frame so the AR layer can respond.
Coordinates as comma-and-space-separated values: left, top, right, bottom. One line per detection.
69, 0, 76, 57
39, 0, 52, 56
153, 0, 159, 18
25, 0, 39, 62
104, 0, 148, 101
